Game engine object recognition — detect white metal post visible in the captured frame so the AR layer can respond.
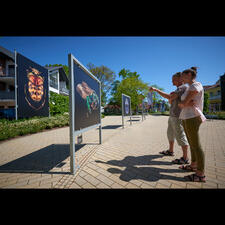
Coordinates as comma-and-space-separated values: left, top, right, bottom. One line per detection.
69, 54, 76, 175
130, 97, 132, 125
122, 94, 124, 128
48, 70, 50, 118
14, 50, 18, 120
99, 81, 102, 144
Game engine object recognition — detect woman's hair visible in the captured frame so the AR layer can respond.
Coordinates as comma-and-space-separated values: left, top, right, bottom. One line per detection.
182, 66, 198, 78
172, 72, 182, 78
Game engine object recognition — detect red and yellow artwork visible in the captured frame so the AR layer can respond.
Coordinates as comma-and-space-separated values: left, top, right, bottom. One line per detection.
27, 68, 44, 101
24, 67, 46, 110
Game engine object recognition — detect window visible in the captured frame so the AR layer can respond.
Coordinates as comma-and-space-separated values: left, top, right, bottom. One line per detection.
9, 85, 14, 91
0, 81, 6, 91
0, 59, 6, 75
8, 65, 15, 76
49, 71, 58, 89
209, 92, 213, 97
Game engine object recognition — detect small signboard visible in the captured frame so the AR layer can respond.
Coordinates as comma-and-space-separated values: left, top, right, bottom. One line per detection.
122, 93, 132, 128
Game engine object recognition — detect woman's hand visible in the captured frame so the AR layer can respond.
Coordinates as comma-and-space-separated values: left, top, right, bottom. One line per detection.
186, 100, 195, 107
179, 100, 195, 108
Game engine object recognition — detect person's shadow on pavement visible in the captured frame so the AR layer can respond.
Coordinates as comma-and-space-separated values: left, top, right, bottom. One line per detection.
95, 154, 187, 183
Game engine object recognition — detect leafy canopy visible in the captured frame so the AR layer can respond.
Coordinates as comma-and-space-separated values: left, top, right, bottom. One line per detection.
87, 63, 116, 105
113, 68, 149, 110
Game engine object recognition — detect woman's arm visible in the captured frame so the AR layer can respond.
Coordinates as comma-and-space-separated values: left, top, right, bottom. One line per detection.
178, 90, 198, 108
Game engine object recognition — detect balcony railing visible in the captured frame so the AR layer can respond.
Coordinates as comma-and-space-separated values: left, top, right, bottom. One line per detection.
0, 73, 15, 78
209, 95, 221, 100
59, 87, 69, 95
0, 91, 15, 100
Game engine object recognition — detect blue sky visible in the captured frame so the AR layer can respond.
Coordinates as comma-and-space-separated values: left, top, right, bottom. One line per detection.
1, 36, 225, 96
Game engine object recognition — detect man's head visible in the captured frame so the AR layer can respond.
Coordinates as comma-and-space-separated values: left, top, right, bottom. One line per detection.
172, 72, 183, 87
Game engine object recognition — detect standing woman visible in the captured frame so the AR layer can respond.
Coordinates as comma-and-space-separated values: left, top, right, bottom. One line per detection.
178, 67, 206, 182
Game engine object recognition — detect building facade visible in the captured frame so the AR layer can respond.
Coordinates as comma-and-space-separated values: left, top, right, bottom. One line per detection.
0, 46, 69, 119
0, 46, 16, 118
45, 66, 69, 96
204, 74, 225, 112
204, 80, 221, 112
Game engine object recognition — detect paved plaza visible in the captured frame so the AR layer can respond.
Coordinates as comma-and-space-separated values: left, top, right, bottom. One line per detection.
0, 115, 225, 189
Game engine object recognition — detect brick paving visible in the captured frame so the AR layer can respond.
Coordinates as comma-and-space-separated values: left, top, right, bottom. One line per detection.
0, 114, 225, 189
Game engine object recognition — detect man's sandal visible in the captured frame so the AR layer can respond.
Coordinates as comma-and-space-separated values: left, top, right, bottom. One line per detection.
179, 164, 197, 172
172, 157, 189, 165
159, 150, 174, 156
184, 174, 206, 182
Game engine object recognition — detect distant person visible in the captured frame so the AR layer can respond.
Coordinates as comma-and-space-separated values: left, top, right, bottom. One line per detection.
178, 67, 206, 182
149, 72, 189, 165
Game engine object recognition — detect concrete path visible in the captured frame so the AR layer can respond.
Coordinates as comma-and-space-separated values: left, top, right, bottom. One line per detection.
0, 115, 225, 189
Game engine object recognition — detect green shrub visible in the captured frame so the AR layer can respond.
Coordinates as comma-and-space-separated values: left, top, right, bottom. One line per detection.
0, 114, 69, 141
203, 92, 209, 114
49, 91, 69, 116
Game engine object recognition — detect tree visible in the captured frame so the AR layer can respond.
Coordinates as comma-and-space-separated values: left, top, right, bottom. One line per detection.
203, 92, 209, 114
108, 80, 121, 105
150, 84, 164, 103
113, 69, 149, 111
87, 63, 116, 106
118, 68, 140, 79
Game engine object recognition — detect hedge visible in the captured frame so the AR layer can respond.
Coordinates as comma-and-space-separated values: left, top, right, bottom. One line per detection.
49, 91, 69, 115
0, 91, 106, 141
0, 113, 69, 141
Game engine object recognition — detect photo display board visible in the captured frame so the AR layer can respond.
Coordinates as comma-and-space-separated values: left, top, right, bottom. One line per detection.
72, 58, 101, 131
68, 53, 101, 174
122, 94, 131, 116
16, 52, 49, 119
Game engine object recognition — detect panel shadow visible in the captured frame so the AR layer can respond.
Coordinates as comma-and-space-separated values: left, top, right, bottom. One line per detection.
101, 125, 122, 129
0, 143, 85, 174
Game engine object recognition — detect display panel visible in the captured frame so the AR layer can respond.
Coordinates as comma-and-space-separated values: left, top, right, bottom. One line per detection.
122, 94, 131, 116
16, 53, 49, 119
73, 60, 101, 131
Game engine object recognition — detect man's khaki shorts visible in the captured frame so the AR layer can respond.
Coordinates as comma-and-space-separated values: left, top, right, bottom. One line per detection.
167, 116, 188, 146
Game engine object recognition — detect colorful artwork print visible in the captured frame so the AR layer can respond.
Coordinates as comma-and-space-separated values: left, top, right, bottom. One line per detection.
24, 67, 46, 110
125, 98, 129, 114
76, 81, 99, 117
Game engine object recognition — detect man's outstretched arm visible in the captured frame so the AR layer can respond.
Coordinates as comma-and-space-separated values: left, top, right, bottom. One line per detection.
149, 87, 171, 99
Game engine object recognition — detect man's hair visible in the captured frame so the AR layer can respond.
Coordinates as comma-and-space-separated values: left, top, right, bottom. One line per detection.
172, 72, 182, 78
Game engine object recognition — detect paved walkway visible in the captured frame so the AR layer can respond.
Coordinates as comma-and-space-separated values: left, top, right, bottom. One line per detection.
0, 115, 225, 189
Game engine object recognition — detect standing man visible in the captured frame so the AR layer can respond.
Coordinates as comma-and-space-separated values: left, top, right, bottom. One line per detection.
149, 72, 189, 164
